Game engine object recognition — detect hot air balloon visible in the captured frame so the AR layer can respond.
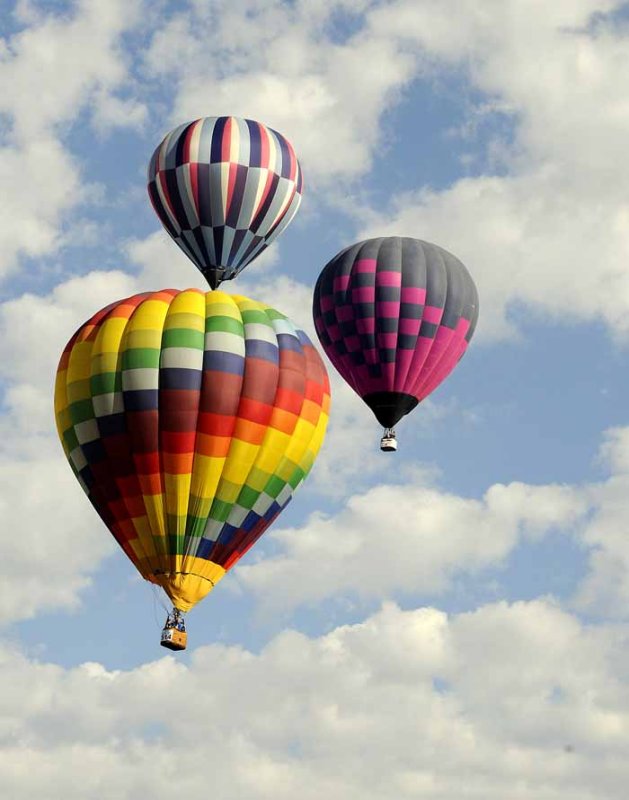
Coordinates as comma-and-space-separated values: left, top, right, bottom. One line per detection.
55, 289, 329, 649
147, 117, 303, 289
312, 236, 478, 452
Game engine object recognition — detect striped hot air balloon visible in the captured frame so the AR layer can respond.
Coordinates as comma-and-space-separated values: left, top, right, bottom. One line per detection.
147, 117, 303, 289
313, 237, 478, 451
55, 289, 329, 649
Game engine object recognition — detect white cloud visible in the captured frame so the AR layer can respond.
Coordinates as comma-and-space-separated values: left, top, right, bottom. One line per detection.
91, 90, 148, 134
1, 0, 143, 138
142, 0, 417, 184
573, 428, 629, 617
125, 229, 205, 290
598, 426, 629, 474
0, 599, 627, 798
353, 0, 629, 340
0, 0, 146, 278
237, 475, 585, 614
0, 457, 114, 622
0, 137, 83, 278
359, 169, 629, 341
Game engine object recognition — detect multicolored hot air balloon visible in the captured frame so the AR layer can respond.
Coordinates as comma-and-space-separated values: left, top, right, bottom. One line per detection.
147, 117, 303, 289
312, 236, 478, 452
55, 289, 329, 649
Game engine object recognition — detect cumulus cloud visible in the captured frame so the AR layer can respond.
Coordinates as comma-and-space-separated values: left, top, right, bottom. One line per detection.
237, 476, 586, 613
0, 457, 115, 621
353, 0, 629, 340
125, 229, 205, 290
360, 167, 629, 341
0, 139, 83, 276
1, 0, 144, 138
0, 0, 146, 277
142, 0, 418, 184
573, 427, 629, 618
0, 599, 627, 799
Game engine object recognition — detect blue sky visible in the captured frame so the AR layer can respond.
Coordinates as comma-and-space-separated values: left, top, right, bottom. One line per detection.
1, 1, 629, 798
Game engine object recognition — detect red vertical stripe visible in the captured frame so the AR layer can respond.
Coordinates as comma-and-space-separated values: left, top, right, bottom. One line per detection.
252, 170, 275, 221
158, 172, 177, 220
259, 122, 269, 170
287, 140, 297, 181
182, 120, 195, 164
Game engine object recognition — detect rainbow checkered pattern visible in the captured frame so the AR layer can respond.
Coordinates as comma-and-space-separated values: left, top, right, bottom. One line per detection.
54, 289, 330, 611
313, 237, 478, 429
148, 117, 303, 289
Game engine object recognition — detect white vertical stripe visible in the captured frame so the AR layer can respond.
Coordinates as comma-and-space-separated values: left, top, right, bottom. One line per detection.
267, 128, 277, 174
250, 168, 269, 221
189, 118, 203, 163
219, 162, 230, 226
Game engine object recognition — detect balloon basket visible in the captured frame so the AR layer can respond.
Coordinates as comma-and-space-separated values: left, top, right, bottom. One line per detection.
160, 608, 187, 651
161, 627, 187, 651
380, 428, 397, 452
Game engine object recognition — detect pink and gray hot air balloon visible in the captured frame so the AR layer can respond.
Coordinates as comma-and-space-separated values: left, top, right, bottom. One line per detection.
312, 236, 479, 451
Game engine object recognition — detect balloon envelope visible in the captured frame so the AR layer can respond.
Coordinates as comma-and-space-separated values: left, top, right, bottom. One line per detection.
312, 236, 478, 429
147, 117, 303, 289
55, 289, 329, 611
